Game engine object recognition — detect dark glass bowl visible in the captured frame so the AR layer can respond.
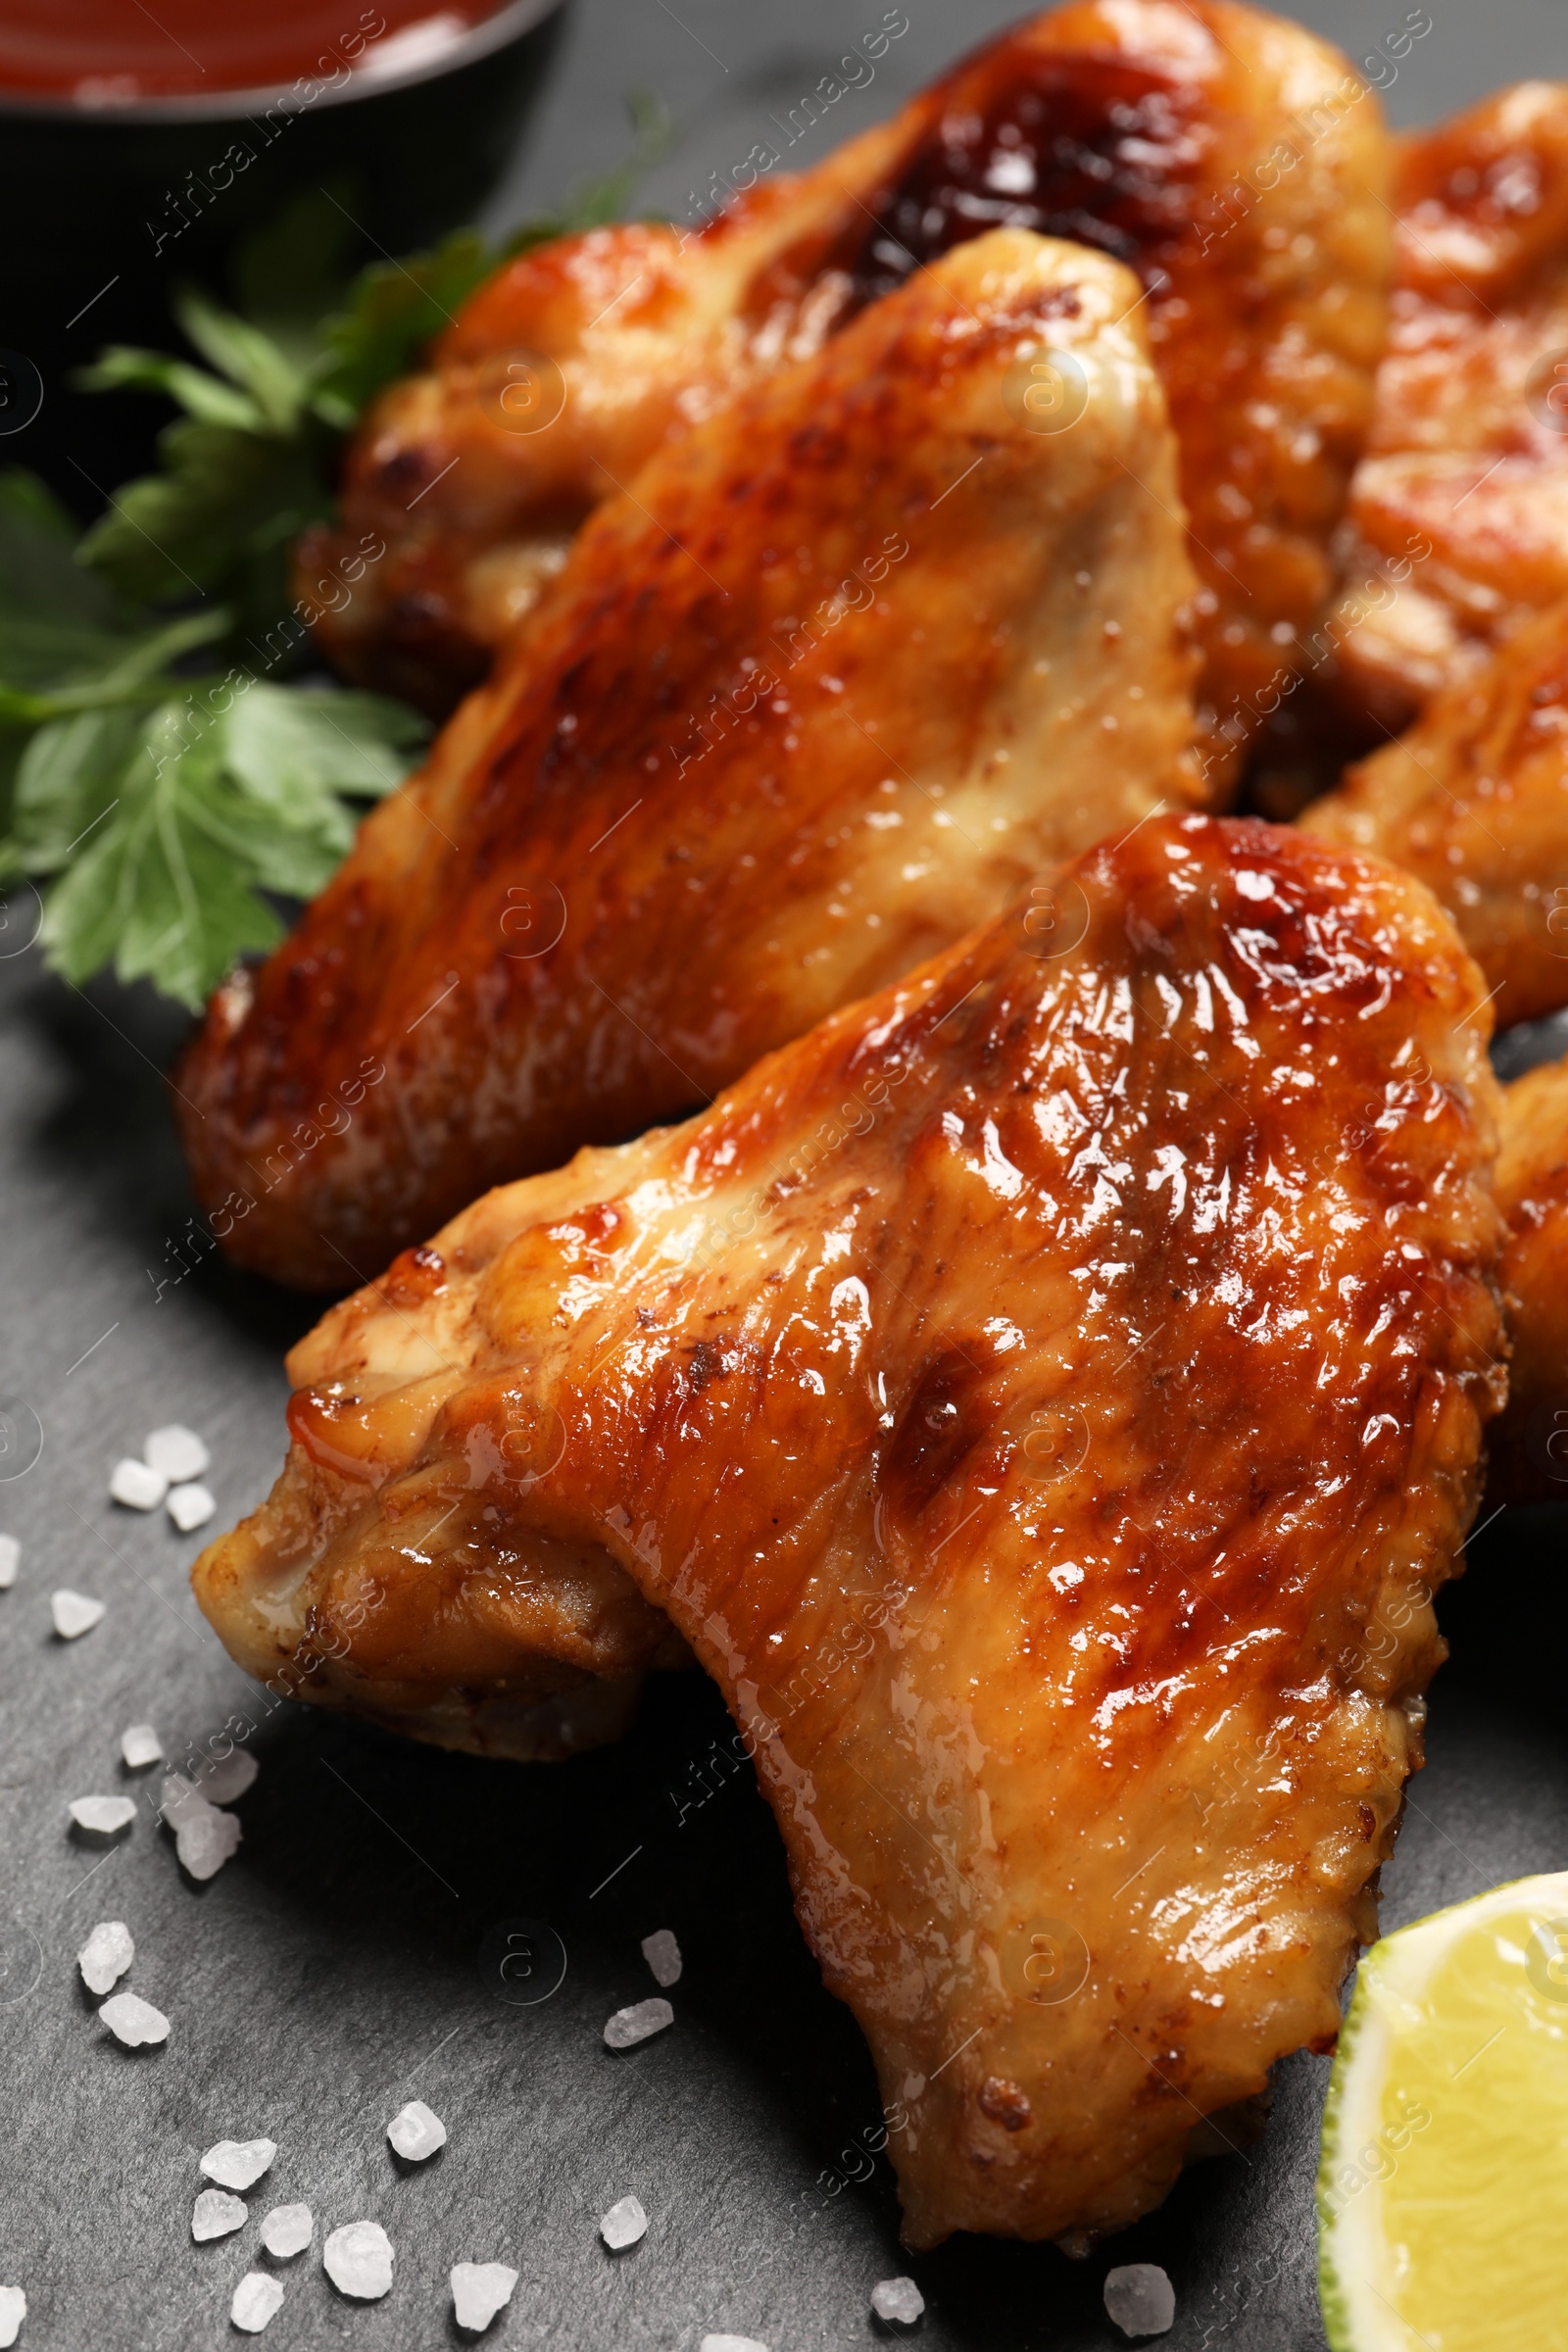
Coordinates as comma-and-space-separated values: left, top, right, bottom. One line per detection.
0, 0, 567, 506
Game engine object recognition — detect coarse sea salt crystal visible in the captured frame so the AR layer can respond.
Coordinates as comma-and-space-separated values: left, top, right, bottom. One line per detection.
603, 1997, 672, 2050
110, 1458, 167, 1510
99, 1989, 168, 2047
192, 2188, 246, 2241
1103, 2263, 1176, 2338
77, 1919, 133, 1995
68, 1794, 136, 1838
0, 2285, 24, 2348
144, 1425, 210, 1484
260, 2204, 313, 2258
0, 1535, 18, 1590
451, 2262, 518, 2332
121, 1722, 163, 1769
323, 2221, 393, 2301
230, 2272, 284, 2333
167, 1483, 216, 1533
871, 2276, 925, 2325
599, 2193, 647, 2250
202, 2138, 276, 2191
194, 1750, 258, 1805
170, 1792, 242, 1882
386, 2099, 446, 2161
51, 1590, 104, 1640
641, 1928, 682, 1986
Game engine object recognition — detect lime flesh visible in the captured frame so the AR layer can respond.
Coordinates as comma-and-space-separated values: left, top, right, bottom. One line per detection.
1319, 1869, 1568, 2350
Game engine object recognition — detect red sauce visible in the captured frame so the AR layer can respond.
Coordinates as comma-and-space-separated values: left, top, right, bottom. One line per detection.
0, 0, 501, 103
846, 48, 1205, 307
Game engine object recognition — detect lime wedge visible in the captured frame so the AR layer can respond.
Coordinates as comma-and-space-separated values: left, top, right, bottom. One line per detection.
1318, 1869, 1568, 2350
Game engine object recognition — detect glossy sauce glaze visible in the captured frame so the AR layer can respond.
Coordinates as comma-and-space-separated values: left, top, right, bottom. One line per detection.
194, 812, 1505, 2248
0, 0, 494, 102
1330, 82, 1568, 725
840, 49, 1202, 306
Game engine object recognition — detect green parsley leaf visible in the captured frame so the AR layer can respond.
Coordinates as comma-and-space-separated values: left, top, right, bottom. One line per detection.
31, 679, 428, 1006
6, 94, 669, 1004
0, 467, 429, 1004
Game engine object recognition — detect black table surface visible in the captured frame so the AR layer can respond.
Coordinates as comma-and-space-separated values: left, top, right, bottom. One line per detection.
4, 4, 1568, 2347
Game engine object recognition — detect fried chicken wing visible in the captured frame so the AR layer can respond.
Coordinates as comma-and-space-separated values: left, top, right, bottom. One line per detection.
1330, 83, 1568, 730
307, 0, 1391, 766
193, 812, 1504, 2248
1488, 1052, 1568, 1505
179, 229, 1206, 1290
1304, 599, 1568, 1024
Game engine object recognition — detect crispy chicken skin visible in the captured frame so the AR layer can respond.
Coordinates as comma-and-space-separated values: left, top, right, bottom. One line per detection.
193, 813, 1505, 2247
305, 0, 1391, 766
1488, 1053, 1568, 1505
1305, 600, 1568, 1025
179, 230, 1207, 1291
1331, 83, 1568, 729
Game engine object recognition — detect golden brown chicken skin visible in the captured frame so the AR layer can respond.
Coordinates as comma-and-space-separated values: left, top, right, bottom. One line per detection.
179, 229, 1206, 1290
1330, 83, 1568, 729
194, 812, 1504, 2248
306, 0, 1391, 765
1488, 1052, 1568, 1505
1305, 599, 1568, 1025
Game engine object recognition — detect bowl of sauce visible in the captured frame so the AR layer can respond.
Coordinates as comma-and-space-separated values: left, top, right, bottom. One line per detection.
0, 0, 565, 500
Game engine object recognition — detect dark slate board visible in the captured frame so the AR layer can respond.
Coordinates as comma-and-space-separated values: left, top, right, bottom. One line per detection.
4, 4, 1568, 2345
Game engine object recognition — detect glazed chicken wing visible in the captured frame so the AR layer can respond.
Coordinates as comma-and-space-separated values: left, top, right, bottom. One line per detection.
194, 812, 1504, 2248
1488, 1051, 1568, 1505
1330, 83, 1568, 730
307, 0, 1391, 769
1305, 598, 1568, 1024
179, 229, 1205, 1290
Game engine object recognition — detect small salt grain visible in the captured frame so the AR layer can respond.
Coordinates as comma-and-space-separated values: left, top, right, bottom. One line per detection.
1103, 2263, 1176, 2338
641, 1928, 682, 1987
167, 1483, 216, 1533
871, 2276, 925, 2326
121, 1723, 162, 1770
144, 1425, 210, 1484
451, 2262, 518, 2333
99, 1989, 168, 2047
172, 1793, 242, 1881
386, 2099, 446, 2161
600, 2193, 647, 2251
195, 1750, 258, 1805
323, 2221, 393, 2301
68, 1795, 136, 1839
0, 1535, 18, 1590
201, 2138, 276, 2191
77, 1920, 133, 1995
603, 1997, 672, 2050
230, 2272, 284, 2333
260, 2204, 313, 2259
192, 2188, 246, 2241
0, 2285, 24, 2349
110, 1458, 167, 1511
700, 2337, 770, 2352
51, 1590, 104, 1640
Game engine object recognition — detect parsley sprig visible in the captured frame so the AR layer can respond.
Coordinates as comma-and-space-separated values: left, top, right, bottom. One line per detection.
0, 470, 427, 1007
0, 94, 670, 1008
